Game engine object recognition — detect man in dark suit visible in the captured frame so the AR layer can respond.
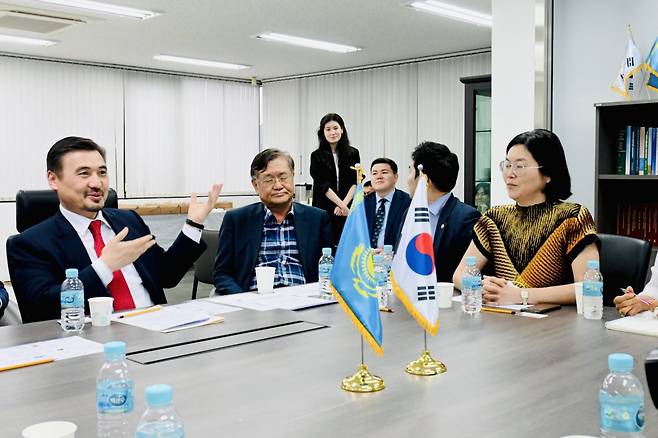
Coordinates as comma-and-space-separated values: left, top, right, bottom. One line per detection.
0, 282, 8, 320
8, 136, 221, 323
364, 158, 411, 250
407, 142, 480, 282
214, 148, 332, 294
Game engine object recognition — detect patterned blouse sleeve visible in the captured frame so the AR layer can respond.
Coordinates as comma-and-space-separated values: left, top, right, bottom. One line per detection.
564, 205, 599, 262
472, 213, 497, 261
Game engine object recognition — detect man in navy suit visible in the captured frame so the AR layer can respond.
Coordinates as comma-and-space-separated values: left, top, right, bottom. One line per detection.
364, 158, 411, 250
8, 136, 221, 323
0, 282, 8, 320
214, 148, 332, 294
407, 142, 480, 282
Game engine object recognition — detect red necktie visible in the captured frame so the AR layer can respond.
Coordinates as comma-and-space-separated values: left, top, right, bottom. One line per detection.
89, 220, 136, 311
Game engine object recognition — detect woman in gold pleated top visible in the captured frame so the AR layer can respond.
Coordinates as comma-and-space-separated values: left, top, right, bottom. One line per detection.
453, 129, 600, 305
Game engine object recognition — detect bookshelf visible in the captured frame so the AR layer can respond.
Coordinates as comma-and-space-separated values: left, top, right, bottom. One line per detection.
595, 100, 658, 248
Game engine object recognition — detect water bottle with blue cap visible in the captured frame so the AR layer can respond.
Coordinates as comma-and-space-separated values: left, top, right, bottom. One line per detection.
318, 247, 334, 299
97, 341, 133, 437
461, 256, 482, 315
136, 384, 185, 438
60, 268, 84, 332
600, 353, 645, 437
583, 259, 603, 320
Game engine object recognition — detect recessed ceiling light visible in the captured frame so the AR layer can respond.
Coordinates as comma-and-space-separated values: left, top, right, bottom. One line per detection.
256, 32, 361, 53
32, 0, 159, 20
0, 33, 56, 46
409, 1, 492, 27
153, 55, 251, 71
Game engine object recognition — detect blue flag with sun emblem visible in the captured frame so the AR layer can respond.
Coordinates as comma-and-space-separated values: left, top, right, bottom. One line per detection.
330, 182, 383, 355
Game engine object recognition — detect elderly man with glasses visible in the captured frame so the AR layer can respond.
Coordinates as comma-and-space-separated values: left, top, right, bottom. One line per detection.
214, 148, 332, 294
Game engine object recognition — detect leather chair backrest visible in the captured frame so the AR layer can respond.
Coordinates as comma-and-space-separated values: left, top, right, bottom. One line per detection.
598, 233, 652, 306
194, 229, 220, 285
15, 188, 118, 232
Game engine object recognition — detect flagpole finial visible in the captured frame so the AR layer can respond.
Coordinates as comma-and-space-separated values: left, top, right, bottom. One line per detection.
417, 164, 424, 173
350, 163, 364, 183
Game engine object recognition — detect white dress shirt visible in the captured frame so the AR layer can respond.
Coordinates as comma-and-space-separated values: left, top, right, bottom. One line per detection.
60, 205, 202, 308
374, 190, 395, 248
639, 257, 658, 300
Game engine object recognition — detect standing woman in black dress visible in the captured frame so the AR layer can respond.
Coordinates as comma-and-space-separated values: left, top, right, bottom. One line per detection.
310, 113, 361, 244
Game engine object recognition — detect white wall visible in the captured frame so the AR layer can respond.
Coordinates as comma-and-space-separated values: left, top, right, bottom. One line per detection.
262, 52, 492, 198
552, 0, 658, 212
490, 0, 537, 206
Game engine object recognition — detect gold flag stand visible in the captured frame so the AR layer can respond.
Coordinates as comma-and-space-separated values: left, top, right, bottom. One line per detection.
341, 337, 385, 392
405, 331, 446, 376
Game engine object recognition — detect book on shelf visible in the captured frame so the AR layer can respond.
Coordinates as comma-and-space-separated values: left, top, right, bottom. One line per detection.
616, 125, 658, 175
616, 202, 658, 245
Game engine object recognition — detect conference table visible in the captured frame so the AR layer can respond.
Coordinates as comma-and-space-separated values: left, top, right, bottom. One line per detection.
1, 292, 657, 437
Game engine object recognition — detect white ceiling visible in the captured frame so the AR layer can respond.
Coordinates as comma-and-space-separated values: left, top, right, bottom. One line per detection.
0, 0, 491, 80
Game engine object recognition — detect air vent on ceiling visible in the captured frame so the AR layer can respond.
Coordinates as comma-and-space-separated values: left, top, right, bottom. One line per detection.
0, 10, 84, 34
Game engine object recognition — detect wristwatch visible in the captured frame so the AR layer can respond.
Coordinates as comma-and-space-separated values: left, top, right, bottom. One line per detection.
520, 289, 529, 306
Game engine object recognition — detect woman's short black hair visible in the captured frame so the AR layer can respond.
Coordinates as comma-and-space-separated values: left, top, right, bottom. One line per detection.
317, 113, 351, 153
411, 141, 459, 192
506, 129, 572, 201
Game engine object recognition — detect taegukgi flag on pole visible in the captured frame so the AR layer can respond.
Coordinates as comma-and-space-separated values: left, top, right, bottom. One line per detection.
391, 170, 439, 335
611, 33, 644, 99
330, 178, 383, 355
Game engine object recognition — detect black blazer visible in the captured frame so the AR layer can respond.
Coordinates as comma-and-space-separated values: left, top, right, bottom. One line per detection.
364, 189, 411, 249
7, 208, 206, 323
432, 194, 481, 282
213, 202, 333, 294
310, 145, 360, 213
0, 282, 7, 320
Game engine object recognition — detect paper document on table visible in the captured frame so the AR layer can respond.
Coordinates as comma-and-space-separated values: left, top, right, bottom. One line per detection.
605, 311, 658, 337
207, 293, 280, 311
171, 300, 242, 315
0, 336, 103, 371
112, 307, 223, 332
208, 289, 335, 311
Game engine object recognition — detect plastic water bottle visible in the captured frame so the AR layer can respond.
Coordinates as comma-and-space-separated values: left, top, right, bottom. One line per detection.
61, 268, 85, 332
461, 256, 482, 315
318, 247, 334, 299
583, 260, 603, 320
600, 353, 645, 437
136, 384, 185, 438
383, 245, 394, 297
97, 341, 133, 438
373, 254, 388, 309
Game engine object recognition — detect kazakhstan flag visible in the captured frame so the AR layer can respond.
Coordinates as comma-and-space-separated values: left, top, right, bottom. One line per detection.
646, 37, 658, 93
330, 183, 383, 355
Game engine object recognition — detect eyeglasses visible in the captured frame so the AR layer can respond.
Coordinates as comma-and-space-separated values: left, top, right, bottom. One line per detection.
498, 160, 543, 175
259, 173, 292, 186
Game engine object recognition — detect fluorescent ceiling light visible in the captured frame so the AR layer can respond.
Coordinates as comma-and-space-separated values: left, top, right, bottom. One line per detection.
256, 32, 361, 53
153, 55, 251, 71
409, 1, 492, 27
32, 0, 159, 20
0, 33, 56, 46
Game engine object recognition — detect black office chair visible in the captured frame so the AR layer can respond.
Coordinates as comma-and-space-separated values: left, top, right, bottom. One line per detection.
599, 233, 652, 306
15, 188, 118, 232
191, 229, 220, 299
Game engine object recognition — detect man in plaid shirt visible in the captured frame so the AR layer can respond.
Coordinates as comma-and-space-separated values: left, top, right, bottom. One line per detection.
214, 149, 333, 294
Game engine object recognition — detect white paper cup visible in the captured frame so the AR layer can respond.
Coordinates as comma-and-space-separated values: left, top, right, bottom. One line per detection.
22, 421, 77, 438
88, 297, 114, 326
255, 266, 275, 293
437, 282, 454, 309
574, 282, 583, 315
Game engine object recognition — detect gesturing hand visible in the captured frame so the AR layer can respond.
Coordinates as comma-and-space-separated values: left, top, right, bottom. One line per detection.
99, 227, 157, 272
187, 183, 223, 224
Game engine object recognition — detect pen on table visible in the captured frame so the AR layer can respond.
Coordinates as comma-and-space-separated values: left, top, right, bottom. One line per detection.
0, 357, 54, 372
481, 306, 516, 315
379, 307, 394, 313
118, 305, 162, 319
